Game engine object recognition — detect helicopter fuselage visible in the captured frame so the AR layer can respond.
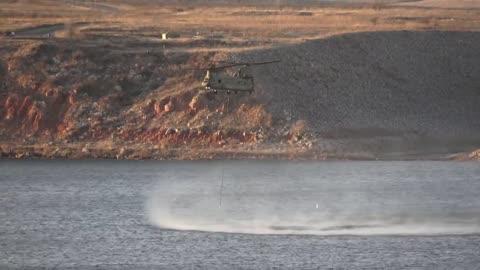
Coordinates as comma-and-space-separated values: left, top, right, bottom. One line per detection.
202, 70, 254, 94
200, 60, 279, 94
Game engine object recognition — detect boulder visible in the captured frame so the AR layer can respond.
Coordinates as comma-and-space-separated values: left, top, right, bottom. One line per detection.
153, 97, 171, 115
164, 100, 175, 113
189, 93, 207, 111
468, 149, 480, 160
153, 100, 163, 115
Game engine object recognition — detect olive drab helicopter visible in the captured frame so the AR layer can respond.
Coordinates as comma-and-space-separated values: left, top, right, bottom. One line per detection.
201, 60, 280, 94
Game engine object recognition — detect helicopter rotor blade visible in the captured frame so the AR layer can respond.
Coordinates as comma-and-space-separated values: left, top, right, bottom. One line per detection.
210, 61, 238, 64
185, 60, 281, 72
209, 60, 281, 70
210, 63, 247, 70
248, 60, 281, 66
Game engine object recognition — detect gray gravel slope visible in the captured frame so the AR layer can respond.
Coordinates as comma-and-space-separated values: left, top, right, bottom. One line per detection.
237, 31, 480, 140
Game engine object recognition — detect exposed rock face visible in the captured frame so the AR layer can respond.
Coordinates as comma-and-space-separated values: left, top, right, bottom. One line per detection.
164, 99, 175, 113
4, 95, 19, 121
453, 149, 480, 161
153, 100, 163, 115
150, 97, 171, 116
467, 150, 480, 161
189, 93, 208, 111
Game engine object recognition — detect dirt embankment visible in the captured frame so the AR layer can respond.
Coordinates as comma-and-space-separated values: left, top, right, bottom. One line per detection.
1, 30, 479, 160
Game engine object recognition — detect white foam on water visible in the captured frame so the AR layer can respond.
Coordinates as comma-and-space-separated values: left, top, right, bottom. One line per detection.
146, 180, 480, 236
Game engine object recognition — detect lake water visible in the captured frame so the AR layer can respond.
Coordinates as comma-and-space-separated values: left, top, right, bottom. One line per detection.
1, 160, 479, 269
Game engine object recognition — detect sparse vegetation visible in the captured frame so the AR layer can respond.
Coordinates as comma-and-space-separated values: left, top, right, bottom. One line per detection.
372, 0, 386, 11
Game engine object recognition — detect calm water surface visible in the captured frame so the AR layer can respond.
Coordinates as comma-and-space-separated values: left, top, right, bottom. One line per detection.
1, 160, 479, 269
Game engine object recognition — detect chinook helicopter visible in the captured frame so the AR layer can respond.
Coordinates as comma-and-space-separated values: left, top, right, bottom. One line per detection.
201, 60, 280, 94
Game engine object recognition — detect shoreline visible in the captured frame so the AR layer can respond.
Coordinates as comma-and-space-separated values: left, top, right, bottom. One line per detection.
1, 143, 477, 161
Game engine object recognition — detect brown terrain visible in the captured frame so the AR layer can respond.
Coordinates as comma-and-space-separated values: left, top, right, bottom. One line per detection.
0, 0, 479, 160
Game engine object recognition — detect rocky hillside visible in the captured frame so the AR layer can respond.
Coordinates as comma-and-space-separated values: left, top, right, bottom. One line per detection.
0, 39, 275, 158
1, 30, 479, 159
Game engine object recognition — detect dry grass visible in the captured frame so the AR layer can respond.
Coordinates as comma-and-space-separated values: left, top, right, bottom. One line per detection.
104, 6, 480, 42
1, 0, 479, 43
395, 0, 480, 9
